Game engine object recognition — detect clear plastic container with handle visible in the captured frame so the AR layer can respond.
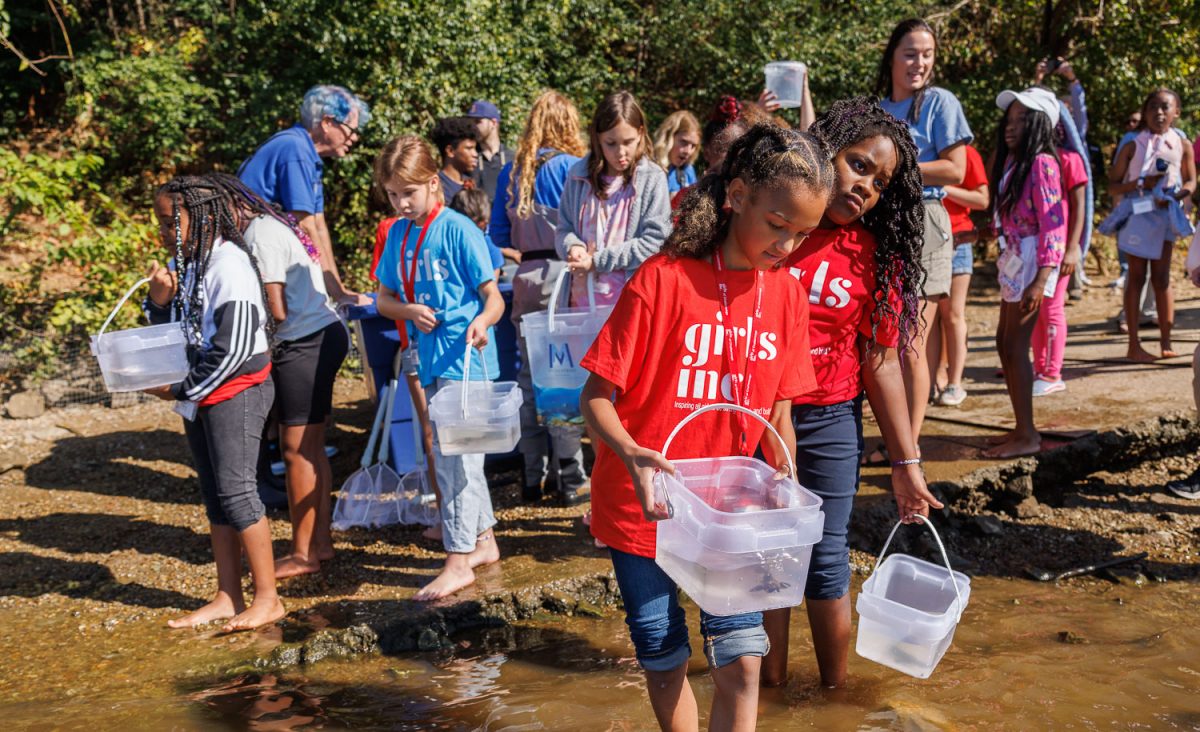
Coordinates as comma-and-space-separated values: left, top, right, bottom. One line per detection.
89, 277, 190, 392
764, 61, 807, 109
429, 341, 522, 455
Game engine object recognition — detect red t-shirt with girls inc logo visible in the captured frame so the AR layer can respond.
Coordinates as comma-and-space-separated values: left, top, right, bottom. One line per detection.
785, 223, 899, 407
581, 253, 817, 558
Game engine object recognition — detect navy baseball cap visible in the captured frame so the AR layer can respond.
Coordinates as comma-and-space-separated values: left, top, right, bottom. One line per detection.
466, 100, 500, 121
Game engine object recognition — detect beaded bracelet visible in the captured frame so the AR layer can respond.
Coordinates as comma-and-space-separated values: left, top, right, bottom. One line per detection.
891, 458, 922, 467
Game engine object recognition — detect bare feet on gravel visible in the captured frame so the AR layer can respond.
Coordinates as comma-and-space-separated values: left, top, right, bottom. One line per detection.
468, 530, 500, 569
413, 562, 475, 602
221, 596, 286, 633
274, 554, 321, 579
167, 594, 241, 628
986, 430, 1017, 446
1127, 345, 1157, 363
983, 435, 1042, 459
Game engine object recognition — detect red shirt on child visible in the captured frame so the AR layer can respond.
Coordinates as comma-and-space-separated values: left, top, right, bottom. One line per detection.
581, 254, 817, 557
943, 144, 987, 235
784, 223, 899, 407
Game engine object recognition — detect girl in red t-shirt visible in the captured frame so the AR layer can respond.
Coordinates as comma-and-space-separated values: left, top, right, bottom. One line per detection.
580, 125, 832, 729
760, 97, 945, 688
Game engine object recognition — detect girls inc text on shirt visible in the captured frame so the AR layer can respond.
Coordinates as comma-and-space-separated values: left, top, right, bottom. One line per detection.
676, 309, 779, 405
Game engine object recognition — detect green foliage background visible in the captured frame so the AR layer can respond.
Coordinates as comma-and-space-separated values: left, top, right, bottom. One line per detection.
1, 0, 1199, 345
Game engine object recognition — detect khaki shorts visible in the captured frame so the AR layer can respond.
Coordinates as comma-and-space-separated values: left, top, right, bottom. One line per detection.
921, 199, 954, 298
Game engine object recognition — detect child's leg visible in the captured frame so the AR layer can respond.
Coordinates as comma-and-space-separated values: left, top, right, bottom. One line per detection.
227, 515, 286, 631
987, 304, 1017, 446
1034, 274, 1070, 381
1125, 255, 1155, 362
945, 269, 971, 388
608, 547, 698, 731
276, 422, 325, 578
901, 298, 941, 454
760, 608, 790, 687
405, 368, 443, 541
986, 302, 1042, 458
310, 324, 348, 558
700, 611, 767, 731
1150, 241, 1176, 356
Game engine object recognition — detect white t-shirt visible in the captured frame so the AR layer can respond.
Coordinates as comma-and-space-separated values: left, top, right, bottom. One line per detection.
244, 214, 340, 342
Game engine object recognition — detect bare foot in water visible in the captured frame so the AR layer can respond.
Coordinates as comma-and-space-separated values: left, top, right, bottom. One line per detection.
274, 554, 321, 579
1127, 344, 1157, 363
413, 563, 476, 602
168, 594, 241, 628
468, 530, 500, 569
983, 435, 1042, 459
422, 524, 443, 541
221, 596, 286, 633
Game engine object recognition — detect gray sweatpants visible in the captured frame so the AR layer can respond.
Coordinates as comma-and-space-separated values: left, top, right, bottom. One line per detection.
183, 379, 274, 532
425, 378, 498, 554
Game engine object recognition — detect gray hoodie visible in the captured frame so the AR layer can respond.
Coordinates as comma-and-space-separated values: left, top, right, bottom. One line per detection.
555, 155, 672, 273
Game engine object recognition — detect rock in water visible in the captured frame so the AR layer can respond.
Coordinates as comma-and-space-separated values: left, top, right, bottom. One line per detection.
5, 391, 45, 419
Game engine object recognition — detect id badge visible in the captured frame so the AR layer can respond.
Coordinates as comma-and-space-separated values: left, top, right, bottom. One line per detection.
1132, 197, 1155, 215
174, 400, 199, 422
1002, 249, 1024, 279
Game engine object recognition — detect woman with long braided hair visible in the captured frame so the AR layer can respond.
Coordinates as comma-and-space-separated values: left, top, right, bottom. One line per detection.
143, 175, 284, 632
761, 97, 942, 688
207, 172, 348, 579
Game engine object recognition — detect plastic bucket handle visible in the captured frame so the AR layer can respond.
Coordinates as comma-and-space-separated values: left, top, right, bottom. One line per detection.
546, 268, 596, 334
656, 403, 798, 514
871, 514, 966, 622
459, 338, 491, 418
97, 277, 154, 338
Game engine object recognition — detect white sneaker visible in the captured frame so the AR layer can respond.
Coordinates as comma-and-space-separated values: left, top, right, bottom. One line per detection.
938, 384, 967, 406
1032, 378, 1066, 397
1111, 274, 1126, 290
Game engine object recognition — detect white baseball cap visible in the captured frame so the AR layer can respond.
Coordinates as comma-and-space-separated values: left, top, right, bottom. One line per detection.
996, 87, 1061, 128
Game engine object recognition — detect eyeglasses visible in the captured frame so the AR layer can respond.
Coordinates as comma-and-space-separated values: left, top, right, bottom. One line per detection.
329, 117, 359, 139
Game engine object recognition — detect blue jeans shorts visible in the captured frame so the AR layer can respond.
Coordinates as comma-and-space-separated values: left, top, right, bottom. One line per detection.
792, 398, 863, 600
951, 242, 974, 276
609, 547, 769, 671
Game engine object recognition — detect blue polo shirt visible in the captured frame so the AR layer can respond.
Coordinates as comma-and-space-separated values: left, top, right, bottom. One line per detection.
881, 87, 973, 200
238, 125, 325, 214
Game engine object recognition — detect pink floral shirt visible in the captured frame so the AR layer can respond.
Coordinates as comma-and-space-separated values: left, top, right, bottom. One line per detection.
999, 153, 1067, 268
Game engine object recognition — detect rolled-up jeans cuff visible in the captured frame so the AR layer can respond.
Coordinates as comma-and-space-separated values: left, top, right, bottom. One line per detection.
637, 641, 692, 673
704, 626, 769, 669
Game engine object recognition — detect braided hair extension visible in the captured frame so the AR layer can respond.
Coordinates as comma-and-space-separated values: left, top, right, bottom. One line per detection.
156, 176, 276, 345
205, 172, 322, 263
664, 123, 834, 261
809, 96, 926, 353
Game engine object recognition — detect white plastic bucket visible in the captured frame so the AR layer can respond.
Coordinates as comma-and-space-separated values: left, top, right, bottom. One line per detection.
89, 277, 190, 393
764, 61, 807, 109
429, 341, 522, 455
856, 515, 971, 679
654, 403, 825, 616
520, 270, 612, 429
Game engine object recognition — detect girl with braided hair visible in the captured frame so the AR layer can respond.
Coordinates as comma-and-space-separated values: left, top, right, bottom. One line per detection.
143, 175, 284, 632
759, 96, 943, 688
580, 123, 831, 730
207, 172, 349, 579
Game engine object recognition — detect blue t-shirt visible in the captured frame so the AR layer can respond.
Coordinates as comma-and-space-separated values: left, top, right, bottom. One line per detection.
488, 149, 580, 249
483, 232, 505, 270
375, 208, 499, 386
665, 164, 696, 193
880, 87, 973, 200
238, 125, 324, 214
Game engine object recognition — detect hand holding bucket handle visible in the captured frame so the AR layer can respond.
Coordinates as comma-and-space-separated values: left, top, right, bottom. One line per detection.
547, 268, 596, 334
652, 403, 799, 520
872, 515, 966, 622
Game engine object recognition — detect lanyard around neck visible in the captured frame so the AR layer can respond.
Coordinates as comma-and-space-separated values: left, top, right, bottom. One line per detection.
713, 248, 765, 456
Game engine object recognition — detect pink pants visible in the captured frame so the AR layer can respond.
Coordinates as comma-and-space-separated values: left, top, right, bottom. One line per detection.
1032, 273, 1070, 381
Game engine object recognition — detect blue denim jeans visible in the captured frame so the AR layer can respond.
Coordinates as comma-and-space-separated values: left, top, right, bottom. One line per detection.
609, 547, 768, 671
792, 397, 863, 600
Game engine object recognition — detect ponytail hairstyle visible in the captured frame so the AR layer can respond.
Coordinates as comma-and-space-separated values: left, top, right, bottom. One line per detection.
510, 90, 588, 219
664, 123, 834, 260
990, 105, 1058, 220
809, 96, 926, 353
587, 90, 653, 199
156, 175, 275, 345
653, 110, 702, 172
874, 18, 938, 123
374, 135, 444, 205
702, 95, 743, 150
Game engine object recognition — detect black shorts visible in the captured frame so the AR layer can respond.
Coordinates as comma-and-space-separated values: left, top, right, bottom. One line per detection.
272, 320, 349, 426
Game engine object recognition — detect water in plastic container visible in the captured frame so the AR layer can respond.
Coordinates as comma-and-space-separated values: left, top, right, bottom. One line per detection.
655, 456, 825, 616
764, 61, 807, 109
856, 534, 971, 678
522, 304, 612, 427
429, 380, 522, 456
91, 322, 190, 392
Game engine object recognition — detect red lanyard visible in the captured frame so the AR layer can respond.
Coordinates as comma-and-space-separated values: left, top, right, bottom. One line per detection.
399, 202, 442, 302
713, 248, 764, 456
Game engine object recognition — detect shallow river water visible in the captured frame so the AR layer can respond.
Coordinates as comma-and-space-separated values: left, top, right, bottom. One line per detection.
3, 575, 1199, 730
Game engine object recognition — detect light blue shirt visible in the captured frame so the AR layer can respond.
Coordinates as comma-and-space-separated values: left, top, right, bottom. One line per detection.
881, 87, 973, 200
666, 164, 696, 193
375, 208, 499, 386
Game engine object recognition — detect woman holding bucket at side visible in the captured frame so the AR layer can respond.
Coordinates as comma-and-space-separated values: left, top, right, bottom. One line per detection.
581, 125, 831, 731
488, 90, 592, 505
374, 136, 506, 601
142, 175, 284, 632
875, 17, 974, 460
759, 97, 944, 688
